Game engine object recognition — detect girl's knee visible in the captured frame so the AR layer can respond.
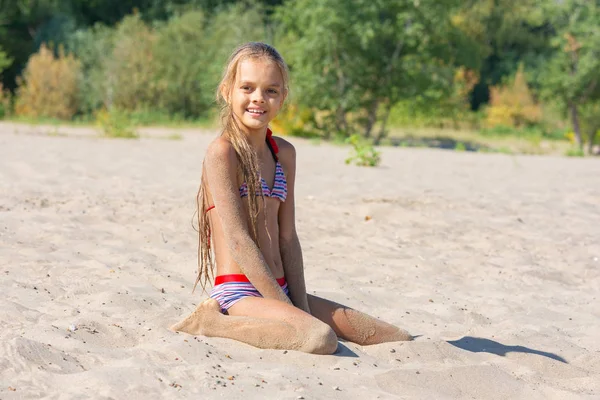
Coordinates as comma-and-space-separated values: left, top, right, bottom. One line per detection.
301, 322, 338, 355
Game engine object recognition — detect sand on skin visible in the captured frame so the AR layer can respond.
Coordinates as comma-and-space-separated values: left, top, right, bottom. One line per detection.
1, 122, 599, 399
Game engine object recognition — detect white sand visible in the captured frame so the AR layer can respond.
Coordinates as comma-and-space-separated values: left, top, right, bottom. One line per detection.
1, 122, 599, 399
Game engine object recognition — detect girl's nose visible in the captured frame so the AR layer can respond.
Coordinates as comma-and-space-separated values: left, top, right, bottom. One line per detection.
251, 89, 266, 103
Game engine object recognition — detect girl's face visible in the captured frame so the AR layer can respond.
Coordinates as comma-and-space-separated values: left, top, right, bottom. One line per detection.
229, 59, 286, 136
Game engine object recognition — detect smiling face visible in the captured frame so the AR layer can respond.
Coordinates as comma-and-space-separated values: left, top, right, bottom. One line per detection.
228, 58, 286, 136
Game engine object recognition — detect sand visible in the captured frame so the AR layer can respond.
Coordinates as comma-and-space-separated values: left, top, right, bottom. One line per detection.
1, 122, 599, 399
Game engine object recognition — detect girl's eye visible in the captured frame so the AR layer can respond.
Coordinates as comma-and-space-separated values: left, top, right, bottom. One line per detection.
268, 89, 278, 94
241, 86, 251, 91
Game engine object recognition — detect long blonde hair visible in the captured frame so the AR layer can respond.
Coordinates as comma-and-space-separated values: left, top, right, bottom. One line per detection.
194, 42, 290, 293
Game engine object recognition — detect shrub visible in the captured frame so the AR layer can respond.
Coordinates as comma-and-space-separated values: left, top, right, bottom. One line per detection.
565, 147, 585, 157
110, 15, 157, 111
68, 5, 266, 120
68, 24, 116, 114
15, 44, 81, 120
152, 11, 209, 118
271, 103, 321, 138
486, 64, 542, 128
454, 142, 467, 151
96, 108, 138, 139
345, 134, 381, 167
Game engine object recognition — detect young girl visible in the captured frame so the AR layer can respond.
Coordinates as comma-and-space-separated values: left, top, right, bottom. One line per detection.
171, 42, 412, 354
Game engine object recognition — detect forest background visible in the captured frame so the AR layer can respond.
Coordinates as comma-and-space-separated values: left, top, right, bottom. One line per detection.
0, 0, 599, 156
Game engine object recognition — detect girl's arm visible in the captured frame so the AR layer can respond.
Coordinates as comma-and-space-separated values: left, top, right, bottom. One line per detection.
205, 138, 292, 304
277, 140, 311, 314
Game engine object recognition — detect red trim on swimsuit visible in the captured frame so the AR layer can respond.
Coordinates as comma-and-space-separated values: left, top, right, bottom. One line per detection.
266, 128, 279, 156
215, 273, 286, 286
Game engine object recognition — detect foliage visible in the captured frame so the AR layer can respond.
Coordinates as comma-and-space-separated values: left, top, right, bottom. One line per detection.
345, 134, 381, 167
0, 43, 13, 117
565, 147, 585, 157
486, 64, 542, 128
579, 101, 600, 153
96, 108, 139, 138
454, 0, 553, 109
110, 14, 157, 110
0, 0, 597, 156
538, 0, 600, 152
271, 104, 320, 137
0, 84, 12, 118
386, 67, 481, 130
276, 0, 481, 143
152, 11, 209, 118
454, 142, 467, 152
15, 44, 81, 119
0, 46, 13, 75
67, 4, 265, 119
68, 23, 116, 113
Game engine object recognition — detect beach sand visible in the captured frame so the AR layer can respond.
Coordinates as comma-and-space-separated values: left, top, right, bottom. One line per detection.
1, 122, 599, 399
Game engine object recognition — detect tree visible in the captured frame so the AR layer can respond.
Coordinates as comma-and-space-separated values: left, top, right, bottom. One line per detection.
539, 0, 600, 152
454, 0, 553, 110
275, 0, 479, 142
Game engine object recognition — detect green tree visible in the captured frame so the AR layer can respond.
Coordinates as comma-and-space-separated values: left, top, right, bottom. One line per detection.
456, 0, 553, 110
0, 45, 13, 74
152, 11, 208, 118
539, 0, 600, 152
276, 0, 479, 142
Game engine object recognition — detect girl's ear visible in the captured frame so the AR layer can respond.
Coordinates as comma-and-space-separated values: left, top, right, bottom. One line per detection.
219, 83, 230, 103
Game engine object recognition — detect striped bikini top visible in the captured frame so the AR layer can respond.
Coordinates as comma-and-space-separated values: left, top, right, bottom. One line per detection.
241, 128, 287, 202
206, 129, 286, 213
239, 158, 287, 201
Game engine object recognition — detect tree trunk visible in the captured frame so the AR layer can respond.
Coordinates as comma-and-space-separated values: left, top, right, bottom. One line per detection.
335, 105, 348, 135
569, 102, 583, 149
364, 99, 379, 138
588, 129, 598, 155
374, 102, 393, 145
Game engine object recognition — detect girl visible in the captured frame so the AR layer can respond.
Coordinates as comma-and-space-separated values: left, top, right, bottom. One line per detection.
171, 42, 412, 354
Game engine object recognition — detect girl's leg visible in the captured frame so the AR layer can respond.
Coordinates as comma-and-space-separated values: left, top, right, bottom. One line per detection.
307, 295, 412, 345
170, 297, 338, 355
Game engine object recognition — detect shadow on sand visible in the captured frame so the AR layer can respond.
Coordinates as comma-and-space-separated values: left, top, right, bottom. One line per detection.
335, 341, 359, 358
448, 336, 567, 363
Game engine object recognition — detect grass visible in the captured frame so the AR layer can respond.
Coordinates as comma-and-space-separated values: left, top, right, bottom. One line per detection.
165, 133, 183, 140
565, 147, 585, 157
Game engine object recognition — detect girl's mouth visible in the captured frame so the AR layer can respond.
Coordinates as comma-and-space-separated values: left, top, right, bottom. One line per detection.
246, 108, 266, 116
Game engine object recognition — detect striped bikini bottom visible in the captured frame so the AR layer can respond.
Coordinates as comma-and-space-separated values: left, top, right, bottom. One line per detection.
209, 274, 290, 313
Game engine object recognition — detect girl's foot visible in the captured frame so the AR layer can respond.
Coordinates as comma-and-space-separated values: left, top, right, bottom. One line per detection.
169, 298, 222, 335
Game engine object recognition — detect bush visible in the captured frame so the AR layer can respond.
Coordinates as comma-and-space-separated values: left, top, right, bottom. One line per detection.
96, 108, 138, 139
345, 134, 381, 167
271, 103, 321, 137
68, 24, 116, 114
15, 44, 80, 120
67, 5, 266, 120
565, 147, 585, 157
110, 15, 157, 111
486, 64, 542, 128
152, 11, 209, 118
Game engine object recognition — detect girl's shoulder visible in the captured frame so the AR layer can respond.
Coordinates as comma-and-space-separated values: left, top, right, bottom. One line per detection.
272, 135, 296, 161
205, 136, 239, 169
